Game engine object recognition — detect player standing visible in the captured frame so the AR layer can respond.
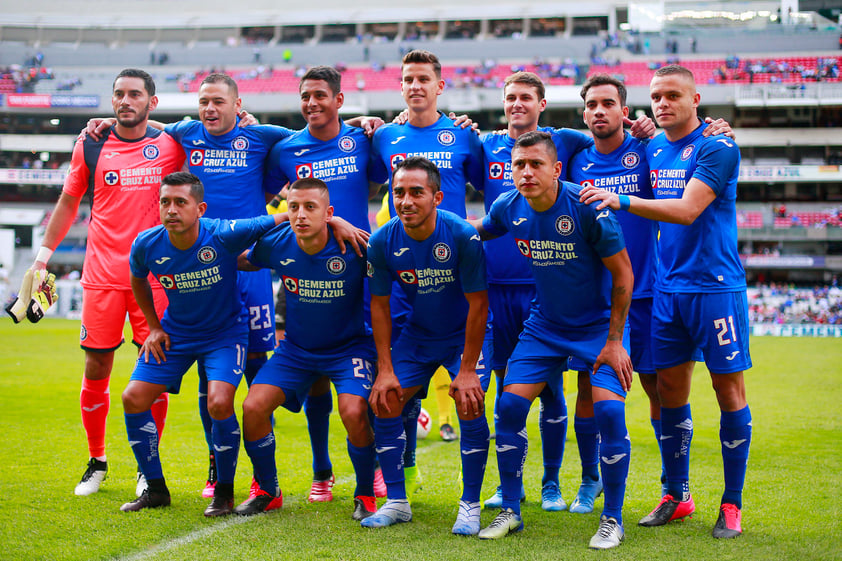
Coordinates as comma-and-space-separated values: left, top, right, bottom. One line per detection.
472, 131, 634, 549
30, 69, 184, 495
363, 157, 491, 535
581, 64, 752, 539
567, 74, 660, 512
235, 178, 378, 520
263, 67, 387, 501
120, 172, 283, 515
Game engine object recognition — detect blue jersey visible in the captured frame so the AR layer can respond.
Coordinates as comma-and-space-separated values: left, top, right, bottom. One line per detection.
647, 121, 744, 293
370, 114, 483, 218
264, 122, 386, 231
482, 183, 626, 330
569, 131, 657, 299
479, 126, 593, 284
367, 210, 487, 343
130, 216, 277, 343
164, 119, 293, 219
248, 223, 371, 356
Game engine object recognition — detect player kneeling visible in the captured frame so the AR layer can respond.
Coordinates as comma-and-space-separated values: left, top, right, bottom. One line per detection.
235, 178, 378, 520
119, 172, 285, 516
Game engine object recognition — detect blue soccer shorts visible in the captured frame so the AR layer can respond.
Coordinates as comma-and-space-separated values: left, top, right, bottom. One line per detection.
240, 269, 276, 354
652, 290, 752, 373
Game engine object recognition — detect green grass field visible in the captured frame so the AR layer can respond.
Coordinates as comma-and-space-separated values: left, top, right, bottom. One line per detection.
1, 319, 840, 560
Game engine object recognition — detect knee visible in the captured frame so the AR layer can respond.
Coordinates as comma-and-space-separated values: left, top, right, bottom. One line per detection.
84, 353, 112, 380
711, 375, 746, 410
207, 394, 235, 420
122, 386, 144, 414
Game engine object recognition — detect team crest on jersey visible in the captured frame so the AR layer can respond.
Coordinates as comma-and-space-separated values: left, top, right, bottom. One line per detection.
488, 162, 505, 180
555, 215, 575, 236
437, 130, 456, 147
296, 163, 313, 179
433, 242, 451, 263
326, 256, 346, 275
621, 152, 640, 169
515, 238, 531, 257
197, 246, 217, 264
390, 153, 406, 170
158, 274, 175, 289
398, 269, 418, 284
283, 275, 299, 294
142, 145, 160, 160
80, 324, 88, 341
338, 136, 356, 153
231, 136, 249, 151
681, 145, 695, 161
650, 170, 658, 189
190, 149, 204, 166
103, 170, 119, 186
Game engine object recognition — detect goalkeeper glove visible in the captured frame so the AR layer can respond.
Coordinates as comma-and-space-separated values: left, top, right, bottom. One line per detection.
26, 270, 59, 323
5, 269, 34, 323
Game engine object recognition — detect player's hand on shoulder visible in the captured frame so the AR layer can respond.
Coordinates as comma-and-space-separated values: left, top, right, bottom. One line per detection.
329, 216, 370, 257
450, 370, 485, 418
579, 185, 619, 211
83, 117, 116, 141
359, 116, 385, 137
593, 340, 633, 392
625, 115, 656, 139
140, 327, 170, 365
392, 109, 409, 125
448, 112, 480, 134
702, 117, 735, 140
238, 110, 259, 127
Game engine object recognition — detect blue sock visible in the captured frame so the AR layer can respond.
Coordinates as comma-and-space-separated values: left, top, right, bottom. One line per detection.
197, 366, 213, 452
212, 414, 241, 485
244, 356, 267, 386
575, 416, 600, 481
661, 403, 692, 501
244, 432, 279, 496
304, 389, 333, 475
458, 416, 490, 502
539, 386, 566, 485
493, 373, 504, 416
402, 396, 421, 468
594, 400, 630, 526
125, 411, 163, 480
651, 417, 666, 484
348, 439, 376, 497
720, 406, 752, 509
496, 392, 531, 514
373, 415, 407, 499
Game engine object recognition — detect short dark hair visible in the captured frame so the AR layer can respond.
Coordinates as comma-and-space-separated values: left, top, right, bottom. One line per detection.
504, 71, 545, 100
201, 73, 239, 98
512, 130, 557, 161
114, 68, 155, 96
161, 171, 204, 203
653, 64, 696, 84
580, 73, 627, 106
289, 177, 330, 201
393, 156, 441, 193
300, 66, 342, 96
401, 49, 441, 79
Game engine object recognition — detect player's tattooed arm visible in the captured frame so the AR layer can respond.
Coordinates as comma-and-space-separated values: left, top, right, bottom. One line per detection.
593, 250, 634, 391
131, 275, 170, 365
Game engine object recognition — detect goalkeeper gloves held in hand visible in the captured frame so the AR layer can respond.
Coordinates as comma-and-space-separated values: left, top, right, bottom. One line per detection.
4, 269, 59, 323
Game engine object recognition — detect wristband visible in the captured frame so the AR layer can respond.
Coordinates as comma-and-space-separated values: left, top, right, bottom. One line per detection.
618, 195, 631, 211
36, 246, 54, 264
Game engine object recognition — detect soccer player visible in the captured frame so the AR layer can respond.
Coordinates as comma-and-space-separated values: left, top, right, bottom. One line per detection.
30, 68, 184, 496
472, 131, 634, 549
263, 67, 388, 501
120, 172, 284, 515
369, 49, 485, 497
581, 64, 752, 540
479, 71, 593, 512
235, 178, 377, 520
364, 157, 491, 535
567, 74, 659, 513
